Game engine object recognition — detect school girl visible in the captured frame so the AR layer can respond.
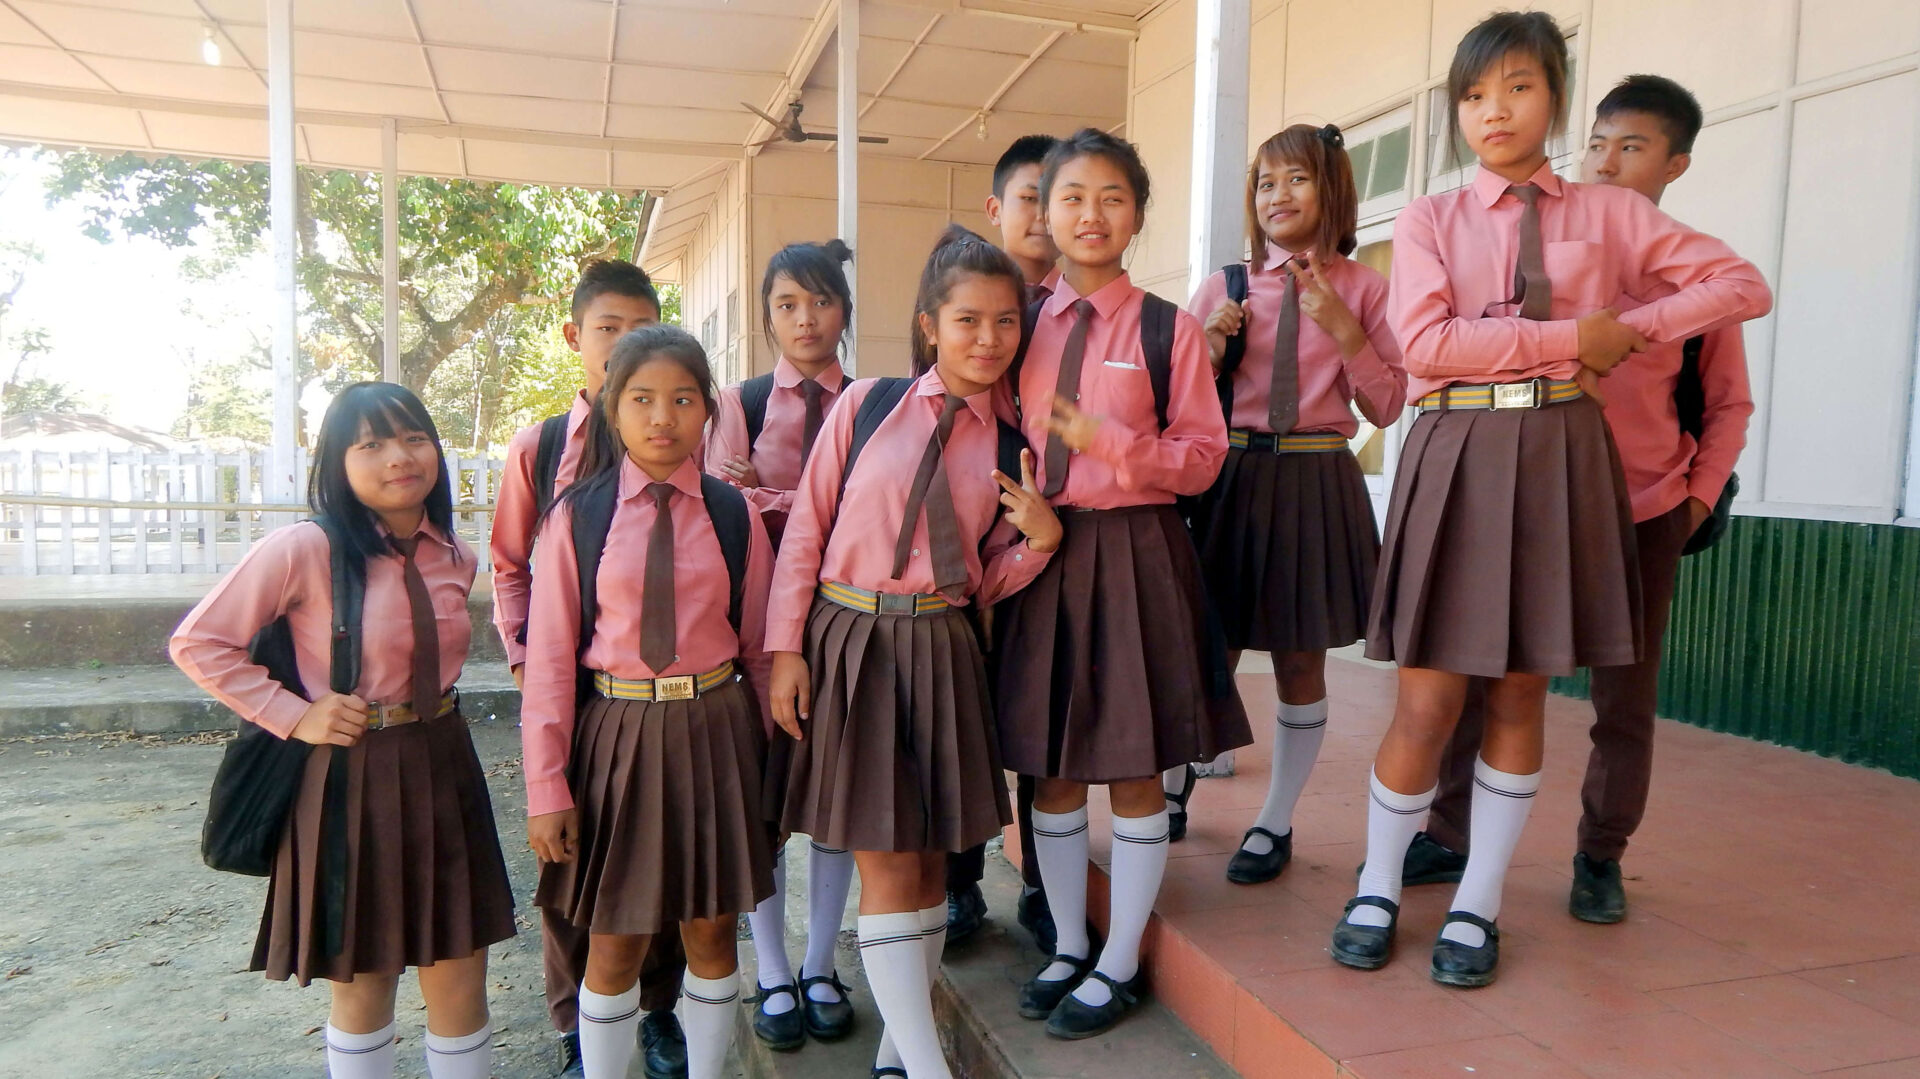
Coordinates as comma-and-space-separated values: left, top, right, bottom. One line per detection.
993, 128, 1250, 1040
520, 326, 779, 1079
767, 224, 1063, 1079
1335, 11, 1772, 988
704, 240, 861, 1050
170, 382, 514, 1079
1188, 123, 1407, 885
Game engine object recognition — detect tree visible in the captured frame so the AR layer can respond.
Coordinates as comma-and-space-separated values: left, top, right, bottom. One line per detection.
45, 152, 649, 396
3, 374, 81, 414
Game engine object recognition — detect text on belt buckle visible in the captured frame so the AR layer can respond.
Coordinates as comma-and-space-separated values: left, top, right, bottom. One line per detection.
1490, 381, 1540, 410
875, 592, 918, 616
654, 675, 697, 702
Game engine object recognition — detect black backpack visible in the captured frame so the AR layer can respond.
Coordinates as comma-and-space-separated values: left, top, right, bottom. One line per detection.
737, 372, 778, 452
1675, 334, 1738, 556
531, 412, 572, 520
201, 516, 360, 955
1213, 263, 1252, 420
1008, 291, 1179, 431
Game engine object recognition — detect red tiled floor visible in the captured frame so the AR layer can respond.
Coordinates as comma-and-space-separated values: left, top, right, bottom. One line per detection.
1004, 657, 1920, 1077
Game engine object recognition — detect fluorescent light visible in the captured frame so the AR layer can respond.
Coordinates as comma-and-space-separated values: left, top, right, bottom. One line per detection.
201, 26, 221, 66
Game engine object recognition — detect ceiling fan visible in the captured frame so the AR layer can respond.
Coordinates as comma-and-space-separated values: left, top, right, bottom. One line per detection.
741, 100, 890, 148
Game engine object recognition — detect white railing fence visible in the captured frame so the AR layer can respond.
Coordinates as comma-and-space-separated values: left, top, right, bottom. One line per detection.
0, 447, 506, 575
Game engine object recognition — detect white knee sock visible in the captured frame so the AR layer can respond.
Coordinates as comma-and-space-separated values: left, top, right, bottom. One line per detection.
1440, 758, 1542, 947
423, 1023, 491, 1079
1029, 805, 1091, 980
802, 841, 855, 1000
680, 970, 741, 1079
577, 984, 641, 1079
325, 1021, 396, 1079
859, 912, 952, 1079
1243, 699, 1328, 855
1073, 810, 1169, 1007
875, 903, 950, 1072
1349, 769, 1436, 928
748, 845, 794, 1013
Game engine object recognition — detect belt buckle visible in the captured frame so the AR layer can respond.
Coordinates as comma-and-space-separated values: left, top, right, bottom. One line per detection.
365, 705, 390, 731
654, 675, 697, 702
875, 592, 918, 617
1490, 380, 1540, 410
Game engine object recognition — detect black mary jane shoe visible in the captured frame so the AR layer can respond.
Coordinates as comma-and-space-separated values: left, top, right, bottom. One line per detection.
1166, 763, 1198, 843
555, 1030, 584, 1077
1353, 831, 1469, 887
639, 1009, 688, 1079
1043, 969, 1148, 1040
1018, 952, 1095, 1019
872, 1069, 908, 1078
1225, 826, 1292, 884
1330, 895, 1400, 970
800, 972, 856, 1041
1429, 911, 1501, 988
947, 881, 989, 945
746, 982, 805, 1051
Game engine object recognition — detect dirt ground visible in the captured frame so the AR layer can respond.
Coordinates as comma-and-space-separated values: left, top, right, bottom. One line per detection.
0, 719, 791, 1079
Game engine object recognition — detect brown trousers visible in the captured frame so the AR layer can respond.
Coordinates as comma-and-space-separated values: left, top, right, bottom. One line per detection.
947, 773, 1042, 891
1429, 500, 1694, 863
541, 906, 687, 1033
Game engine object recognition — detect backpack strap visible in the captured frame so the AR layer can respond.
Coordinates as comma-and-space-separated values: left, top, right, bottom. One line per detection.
309, 516, 362, 696
699, 474, 751, 632
1006, 296, 1047, 424
531, 412, 571, 520
1215, 263, 1251, 421
738, 373, 777, 451
1139, 291, 1178, 432
567, 473, 621, 656
838, 377, 917, 501
1675, 335, 1707, 441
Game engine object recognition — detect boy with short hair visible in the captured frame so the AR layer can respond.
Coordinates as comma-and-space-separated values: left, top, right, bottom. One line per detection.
1414, 75, 1755, 926
490, 259, 689, 1079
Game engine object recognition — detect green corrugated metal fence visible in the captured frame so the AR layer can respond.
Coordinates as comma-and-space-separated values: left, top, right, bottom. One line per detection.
1551, 517, 1920, 779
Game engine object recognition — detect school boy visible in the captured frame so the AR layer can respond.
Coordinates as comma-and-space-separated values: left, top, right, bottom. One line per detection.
489, 260, 687, 1078
944, 133, 1064, 949
1410, 75, 1756, 927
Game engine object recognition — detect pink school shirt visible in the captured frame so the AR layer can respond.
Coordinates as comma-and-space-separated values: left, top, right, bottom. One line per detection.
1012, 272, 1228, 508
765, 370, 1055, 654
1187, 241, 1407, 434
1603, 325, 1752, 521
171, 520, 475, 739
705, 357, 848, 531
1389, 163, 1773, 402
518, 456, 775, 817
490, 390, 593, 669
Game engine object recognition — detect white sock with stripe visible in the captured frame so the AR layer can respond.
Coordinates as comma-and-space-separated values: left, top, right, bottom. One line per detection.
1072, 809, 1170, 1007
422, 1023, 491, 1079
858, 912, 951, 1079
324, 1021, 396, 1079
802, 841, 855, 1001
1029, 805, 1091, 981
1439, 758, 1542, 948
576, 984, 641, 1079
874, 903, 949, 1072
1349, 769, 1436, 928
748, 845, 795, 1013
680, 970, 741, 1079
1243, 699, 1328, 855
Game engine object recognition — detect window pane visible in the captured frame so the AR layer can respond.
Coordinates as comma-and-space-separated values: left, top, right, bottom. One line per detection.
1373, 126, 1411, 197
1349, 139, 1376, 199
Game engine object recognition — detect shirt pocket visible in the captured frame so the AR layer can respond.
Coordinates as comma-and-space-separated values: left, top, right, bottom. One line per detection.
1542, 240, 1613, 317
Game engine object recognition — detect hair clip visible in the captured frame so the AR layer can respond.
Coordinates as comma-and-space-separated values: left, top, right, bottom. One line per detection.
1317, 124, 1344, 148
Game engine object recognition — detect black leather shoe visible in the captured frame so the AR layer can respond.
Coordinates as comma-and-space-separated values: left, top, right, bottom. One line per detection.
1043, 969, 1147, 1040
872, 1069, 907, 1078
1430, 911, 1500, 988
1353, 831, 1468, 887
1018, 953, 1094, 1019
639, 1009, 687, 1079
800, 972, 855, 1041
1226, 826, 1292, 884
1016, 886, 1057, 956
947, 882, 988, 945
1166, 763, 1198, 842
1570, 851, 1627, 924
746, 983, 804, 1051
555, 1030, 584, 1076
1330, 895, 1399, 970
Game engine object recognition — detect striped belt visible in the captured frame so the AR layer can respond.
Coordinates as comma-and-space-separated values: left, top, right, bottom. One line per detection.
1229, 429, 1350, 453
592, 662, 735, 703
366, 691, 457, 730
1416, 377, 1583, 412
819, 580, 951, 617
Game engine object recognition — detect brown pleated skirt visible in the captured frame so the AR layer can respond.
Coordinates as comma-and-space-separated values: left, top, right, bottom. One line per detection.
1198, 446, 1380, 653
254, 710, 516, 986
994, 503, 1252, 782
1364, 395, 1643, 678
780, 598, 1011, 853
535, 679, 774, 936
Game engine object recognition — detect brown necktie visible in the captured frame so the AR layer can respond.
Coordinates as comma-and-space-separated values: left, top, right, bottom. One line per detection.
1509, 184, 1552, 321
390, 536, 441, 721
1041, 299, 1096, 498
640, 483, 677, 672
1268, 260, 1301, 434
892, 394, 969, 596
1026, 281, 1054, 306
800, 378, 825, 464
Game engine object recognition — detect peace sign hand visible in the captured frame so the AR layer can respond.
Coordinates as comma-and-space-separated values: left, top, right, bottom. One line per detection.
1044, 394, 1103, 454
993, 448, 1063, 554
1289, 253, 1368, 358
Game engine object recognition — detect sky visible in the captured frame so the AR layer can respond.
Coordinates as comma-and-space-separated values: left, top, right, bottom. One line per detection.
1, 148, 286, 436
